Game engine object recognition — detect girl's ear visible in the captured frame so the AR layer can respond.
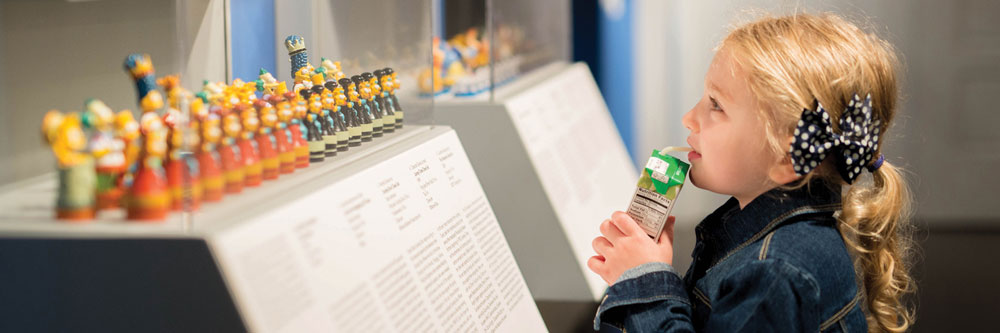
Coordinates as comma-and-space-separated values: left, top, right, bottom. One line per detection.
769, 136, 801, 184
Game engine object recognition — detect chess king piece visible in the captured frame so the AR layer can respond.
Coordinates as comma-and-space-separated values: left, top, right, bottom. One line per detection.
123, 53, 165, 115
285, 35, 310, 79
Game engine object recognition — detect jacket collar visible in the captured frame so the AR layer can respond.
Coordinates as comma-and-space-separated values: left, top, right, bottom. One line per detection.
694, 181, 842, 261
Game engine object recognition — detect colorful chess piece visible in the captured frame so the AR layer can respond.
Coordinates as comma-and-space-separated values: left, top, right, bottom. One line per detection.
255, 100, 281, 180
282, 93, 310, 168
311, 83, 338, 158
114, 110, 141, 189
285, 35, 310, 79
360, 72, 384, 138
163, 105, 202, 211
300, 89, 326, 163
324, 80, 351, 151
385, 67, 403, 129
273, 96, 297, 174
256, 68, 287, 96
237, 104, 263, 186
375, 69, 396, 133
126, 112, 170, 221
81, 99, 127, 210
347, 75, 375, 142
198, 112, 224, 202
218, 110, 245, 194
42, 111, 96, 221
123, 53, 165, 115
320, 58, 346, 81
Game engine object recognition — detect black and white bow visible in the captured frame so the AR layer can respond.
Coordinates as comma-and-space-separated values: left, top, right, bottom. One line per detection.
790, 93, 882, 184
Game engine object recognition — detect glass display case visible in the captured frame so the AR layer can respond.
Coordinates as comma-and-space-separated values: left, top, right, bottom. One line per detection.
0, 1, 547, 331
276, 0, 434, 125
0, 0, 227, 223
430, 0, 637, 303
419, 0, 570, 100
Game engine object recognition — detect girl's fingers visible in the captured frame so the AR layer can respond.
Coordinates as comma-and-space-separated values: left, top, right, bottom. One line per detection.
592, 236, 613, 255
611, 211, 645, 237
600, 218, 625, 241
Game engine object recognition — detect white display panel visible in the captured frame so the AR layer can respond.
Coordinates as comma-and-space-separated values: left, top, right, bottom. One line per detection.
209, 129, 546, 332
503, 63, 638, 299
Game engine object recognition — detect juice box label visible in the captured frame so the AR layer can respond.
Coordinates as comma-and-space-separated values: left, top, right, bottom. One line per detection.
626, 150, 689, 241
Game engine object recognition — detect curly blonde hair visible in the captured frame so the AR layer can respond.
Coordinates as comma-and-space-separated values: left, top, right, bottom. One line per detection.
721, 13, 916, 332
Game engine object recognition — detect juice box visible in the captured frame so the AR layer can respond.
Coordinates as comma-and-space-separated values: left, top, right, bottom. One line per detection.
626, 149, 689, 242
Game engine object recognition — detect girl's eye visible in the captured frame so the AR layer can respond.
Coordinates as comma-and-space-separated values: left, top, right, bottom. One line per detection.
709, 97, 724, 112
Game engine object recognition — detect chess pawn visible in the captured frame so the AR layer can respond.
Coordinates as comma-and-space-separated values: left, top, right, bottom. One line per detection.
238, 104, 263, 186
42, 111, 96, 221
255, 100, 281, 180
218, 111, 245, 194
373, 70, 395, 133
300, 89, 326, 163
311, 84, 337, 158
163, 106, 201, 211
126, 112, 170, 221
361, 72, 384, 138
279, 93, 310, 168
273, 98, 297, 175
351, 75, 374, 143
81, 99, 127, 209
320, 57, 346, 81
337, 78, 362, 147
328, 81, 351, 151
198, 113, 224, 202
385, 67, 403, 129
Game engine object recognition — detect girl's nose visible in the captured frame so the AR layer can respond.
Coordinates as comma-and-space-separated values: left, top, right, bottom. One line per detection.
682, 107, 698, 133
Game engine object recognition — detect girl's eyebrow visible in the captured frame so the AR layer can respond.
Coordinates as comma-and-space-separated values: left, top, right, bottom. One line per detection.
708, 81, 731, 102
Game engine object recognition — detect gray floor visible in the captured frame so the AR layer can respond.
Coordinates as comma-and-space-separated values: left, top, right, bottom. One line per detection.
535, 222, 999, 332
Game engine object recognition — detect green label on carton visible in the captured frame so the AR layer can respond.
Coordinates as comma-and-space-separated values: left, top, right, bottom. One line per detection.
637, 150, 689, 199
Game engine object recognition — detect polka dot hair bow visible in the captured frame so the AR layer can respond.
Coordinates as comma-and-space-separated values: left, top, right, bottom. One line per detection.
790, 93, 882, 184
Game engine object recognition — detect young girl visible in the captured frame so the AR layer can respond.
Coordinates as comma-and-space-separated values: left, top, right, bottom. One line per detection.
588, 13, 914, 332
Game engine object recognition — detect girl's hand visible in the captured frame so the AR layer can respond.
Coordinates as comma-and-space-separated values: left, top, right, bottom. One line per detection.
587, 211, 676, 285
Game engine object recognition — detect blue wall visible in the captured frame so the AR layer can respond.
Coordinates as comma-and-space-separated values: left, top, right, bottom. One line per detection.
230, 0, 277, 82
573, 0, 636, 163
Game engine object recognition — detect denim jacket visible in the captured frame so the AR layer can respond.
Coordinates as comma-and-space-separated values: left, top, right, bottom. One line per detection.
594, 183, 867, 332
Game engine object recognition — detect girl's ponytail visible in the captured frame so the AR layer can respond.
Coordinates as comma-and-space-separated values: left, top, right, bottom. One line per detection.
839, 161, 915, 332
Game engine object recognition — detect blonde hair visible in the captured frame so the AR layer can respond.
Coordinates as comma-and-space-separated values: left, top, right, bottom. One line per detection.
721, 13, 915, 332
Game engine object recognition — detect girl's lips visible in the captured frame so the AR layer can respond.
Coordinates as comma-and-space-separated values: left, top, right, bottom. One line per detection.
688, 150, 702, 160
